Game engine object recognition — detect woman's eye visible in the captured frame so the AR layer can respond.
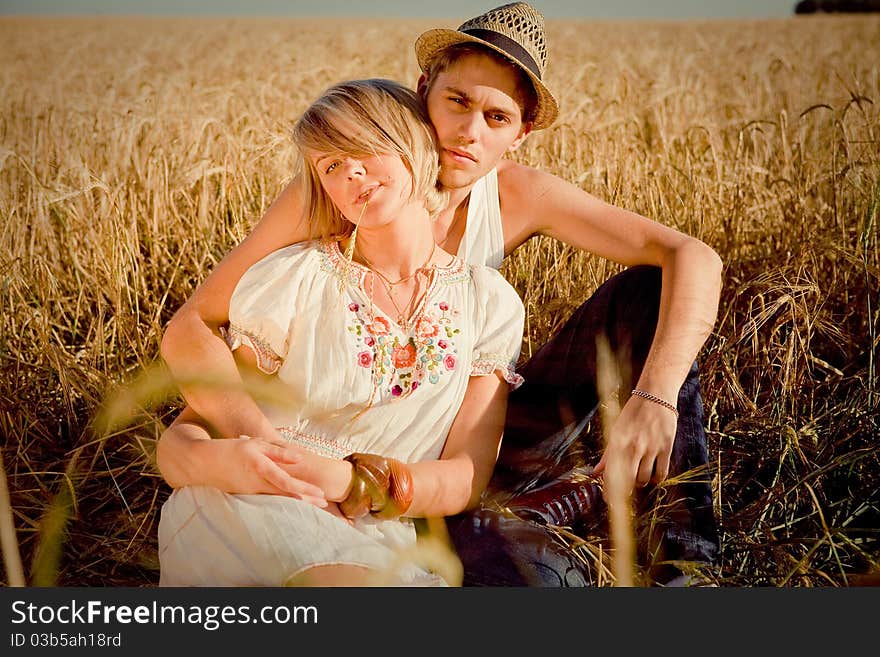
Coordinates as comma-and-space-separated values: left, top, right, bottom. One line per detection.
325, 161, 339, 174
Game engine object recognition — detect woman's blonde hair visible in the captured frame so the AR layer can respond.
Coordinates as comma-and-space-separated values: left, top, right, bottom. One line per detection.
292, 78, 447, 240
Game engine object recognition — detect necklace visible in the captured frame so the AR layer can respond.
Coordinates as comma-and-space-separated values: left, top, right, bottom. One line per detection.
365, 270, 420, 331
357, 240, 436, 287
357, 241, 436, 331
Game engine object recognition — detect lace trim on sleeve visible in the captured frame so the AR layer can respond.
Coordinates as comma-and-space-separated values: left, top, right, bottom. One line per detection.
471, 356, 524, 391
221, 324, 283, 375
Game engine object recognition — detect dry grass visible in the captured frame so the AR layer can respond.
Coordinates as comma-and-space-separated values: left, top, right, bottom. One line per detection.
1, 15, 878, 586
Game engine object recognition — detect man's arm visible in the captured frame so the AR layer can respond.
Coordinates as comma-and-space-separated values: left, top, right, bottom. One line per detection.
156, 339, 328, 504
160, 177, 311, 442
498, 161, 723, 488
155, 405, 324, 503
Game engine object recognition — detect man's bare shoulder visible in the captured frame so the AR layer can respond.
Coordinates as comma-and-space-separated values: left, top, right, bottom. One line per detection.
494, 160, 556, 247
497, 158, 549, 189
495, 159, 594, 242
496, 159, 577, 205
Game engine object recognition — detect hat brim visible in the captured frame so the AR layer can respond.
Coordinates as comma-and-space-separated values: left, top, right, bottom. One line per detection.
415, 28, 558, 130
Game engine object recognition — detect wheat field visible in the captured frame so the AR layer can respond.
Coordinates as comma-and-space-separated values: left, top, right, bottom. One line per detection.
1, 14, 878, 586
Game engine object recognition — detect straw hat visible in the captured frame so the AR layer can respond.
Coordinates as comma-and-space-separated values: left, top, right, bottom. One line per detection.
414, 2, 558, 130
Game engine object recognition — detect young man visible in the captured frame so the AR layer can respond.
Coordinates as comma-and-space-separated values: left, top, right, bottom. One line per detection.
156, 2, 722, 586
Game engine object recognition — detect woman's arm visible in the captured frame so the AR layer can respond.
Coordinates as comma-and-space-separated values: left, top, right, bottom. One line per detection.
407, 373, 509, 516
285, 373, 510, 518
160, 178, 312, 442
256, 376, 508, 518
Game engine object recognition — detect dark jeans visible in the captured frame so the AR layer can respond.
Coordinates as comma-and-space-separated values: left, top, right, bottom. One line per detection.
445, 265, 720, 586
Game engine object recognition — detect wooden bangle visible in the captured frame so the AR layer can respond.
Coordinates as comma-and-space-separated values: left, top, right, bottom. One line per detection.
339, 453, 389, 519
339, 453, 414, 520
338, 473, 372, 519
375, 459, 414, 520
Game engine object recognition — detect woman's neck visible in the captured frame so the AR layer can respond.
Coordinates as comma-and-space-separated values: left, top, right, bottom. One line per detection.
349, 205, 438, 279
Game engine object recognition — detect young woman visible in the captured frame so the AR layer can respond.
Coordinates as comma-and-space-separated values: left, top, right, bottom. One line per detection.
157, 79, 525, 586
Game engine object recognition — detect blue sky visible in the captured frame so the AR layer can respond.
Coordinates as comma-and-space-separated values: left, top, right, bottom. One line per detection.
0, 1, 803, 19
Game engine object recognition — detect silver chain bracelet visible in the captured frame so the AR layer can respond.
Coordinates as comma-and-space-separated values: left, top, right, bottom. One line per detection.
630, 389, 679, 417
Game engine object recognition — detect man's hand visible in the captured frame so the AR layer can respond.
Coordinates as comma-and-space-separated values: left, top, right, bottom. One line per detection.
593, 395, 678, 494
206, 435, 328, 506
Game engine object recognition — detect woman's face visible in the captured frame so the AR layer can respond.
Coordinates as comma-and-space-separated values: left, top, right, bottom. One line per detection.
310, 150, 414, 226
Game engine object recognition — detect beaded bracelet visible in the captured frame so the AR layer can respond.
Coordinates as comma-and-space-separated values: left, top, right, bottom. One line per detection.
631, 389, 679, 417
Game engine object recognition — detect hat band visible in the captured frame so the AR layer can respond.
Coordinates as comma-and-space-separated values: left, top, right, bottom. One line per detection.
461, 28, 541, 81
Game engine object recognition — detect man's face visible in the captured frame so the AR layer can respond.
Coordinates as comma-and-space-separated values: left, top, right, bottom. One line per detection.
424, 52, 531, 191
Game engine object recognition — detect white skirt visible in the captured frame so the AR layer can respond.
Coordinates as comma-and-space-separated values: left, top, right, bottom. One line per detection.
158, 486, 448, 586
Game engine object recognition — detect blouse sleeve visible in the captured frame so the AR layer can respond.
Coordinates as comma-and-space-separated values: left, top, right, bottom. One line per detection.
469, 266, 526, 389
222, 243, 313, 375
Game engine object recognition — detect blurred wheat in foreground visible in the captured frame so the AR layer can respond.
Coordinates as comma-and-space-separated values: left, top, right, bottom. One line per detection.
1, 15, 878, 586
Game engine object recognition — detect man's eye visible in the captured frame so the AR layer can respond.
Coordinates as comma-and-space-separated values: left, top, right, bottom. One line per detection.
489, 114, 509, 124
448, 96, 465, 105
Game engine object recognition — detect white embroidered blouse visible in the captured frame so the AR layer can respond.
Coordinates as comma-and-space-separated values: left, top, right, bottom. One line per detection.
223, 239, 525, 465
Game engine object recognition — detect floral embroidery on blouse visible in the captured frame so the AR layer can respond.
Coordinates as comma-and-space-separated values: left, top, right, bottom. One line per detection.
347, 300, 461, 397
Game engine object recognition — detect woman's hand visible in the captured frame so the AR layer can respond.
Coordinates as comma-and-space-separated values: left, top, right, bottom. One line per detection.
223, 435, 329, 506
276, 446, 354, 504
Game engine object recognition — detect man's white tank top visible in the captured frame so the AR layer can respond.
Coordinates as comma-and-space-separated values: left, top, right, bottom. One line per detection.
456, 167, 505, 270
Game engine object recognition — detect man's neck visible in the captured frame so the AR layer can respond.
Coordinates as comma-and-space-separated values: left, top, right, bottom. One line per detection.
444, 185, 473, 217
433, 184, 473, 255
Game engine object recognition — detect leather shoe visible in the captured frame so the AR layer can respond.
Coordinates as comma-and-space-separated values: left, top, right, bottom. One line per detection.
505, 469, 605, 530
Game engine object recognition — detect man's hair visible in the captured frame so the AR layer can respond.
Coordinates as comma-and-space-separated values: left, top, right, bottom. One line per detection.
292, 78, 447, 240
422, 42, 539, 125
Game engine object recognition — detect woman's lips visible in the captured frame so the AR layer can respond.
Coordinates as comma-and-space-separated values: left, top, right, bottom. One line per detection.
355, 185, 379, 204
